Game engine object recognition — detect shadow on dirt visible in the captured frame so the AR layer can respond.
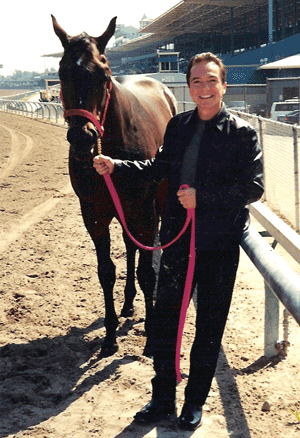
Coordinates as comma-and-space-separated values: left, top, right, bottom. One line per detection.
0, 317, 140, 437
215, 349, 286, 437
238, 354, 285, 375
216, 346, 252, 438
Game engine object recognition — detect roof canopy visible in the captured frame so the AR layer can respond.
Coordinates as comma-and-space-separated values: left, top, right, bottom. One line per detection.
259, 54, 300, 70
141, 0, 267, 35
110, 0, 268, 54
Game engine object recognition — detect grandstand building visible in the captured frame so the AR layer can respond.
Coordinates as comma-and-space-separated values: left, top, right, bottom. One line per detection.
44, 0, 300, 111
114, 24, 140, 48
106, 0, 300, 84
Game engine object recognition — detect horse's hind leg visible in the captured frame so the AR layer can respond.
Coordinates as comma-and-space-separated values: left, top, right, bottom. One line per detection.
121, 232, 138, 318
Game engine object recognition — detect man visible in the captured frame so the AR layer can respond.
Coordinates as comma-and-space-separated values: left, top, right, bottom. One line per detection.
93, 53, 264, 430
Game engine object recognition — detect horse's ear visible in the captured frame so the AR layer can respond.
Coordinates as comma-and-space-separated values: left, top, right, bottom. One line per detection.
51, 15, 71, 49
96, 17, 117, 53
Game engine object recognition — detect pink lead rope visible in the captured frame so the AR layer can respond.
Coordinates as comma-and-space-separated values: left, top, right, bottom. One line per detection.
103, 173, 196, 382
63, 83, 196, 382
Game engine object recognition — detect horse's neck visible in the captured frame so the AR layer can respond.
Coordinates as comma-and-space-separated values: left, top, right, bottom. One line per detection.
102, 80, 143, 158
103, 80, 152, 159
109, 80, 134, 120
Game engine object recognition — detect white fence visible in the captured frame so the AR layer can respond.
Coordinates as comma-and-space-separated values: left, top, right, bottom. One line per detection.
232, 112, 300, 233
0, 98, 65, 126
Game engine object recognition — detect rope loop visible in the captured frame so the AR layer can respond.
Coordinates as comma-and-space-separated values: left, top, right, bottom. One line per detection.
63, 90, 196, 382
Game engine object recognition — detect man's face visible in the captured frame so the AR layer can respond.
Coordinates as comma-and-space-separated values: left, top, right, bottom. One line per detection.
189, 61, 227, 120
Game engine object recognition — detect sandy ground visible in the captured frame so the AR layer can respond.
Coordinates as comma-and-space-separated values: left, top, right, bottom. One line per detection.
0, 110, 300, 438
0, 90, 30, 97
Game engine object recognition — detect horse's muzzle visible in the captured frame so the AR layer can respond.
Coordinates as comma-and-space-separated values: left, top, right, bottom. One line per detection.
67, 126, 98, 158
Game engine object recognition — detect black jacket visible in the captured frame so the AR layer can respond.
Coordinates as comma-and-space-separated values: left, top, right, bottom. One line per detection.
114, 105, 264, 251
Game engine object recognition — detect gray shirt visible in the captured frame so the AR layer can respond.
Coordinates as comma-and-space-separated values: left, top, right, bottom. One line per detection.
180, 120, 206, 187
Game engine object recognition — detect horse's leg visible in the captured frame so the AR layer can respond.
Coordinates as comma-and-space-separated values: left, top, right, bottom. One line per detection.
121, 230, 156, 355
120, 232, 138, 318
79, 199, 118, 358
94, 234, 119, 357
136, 249, 156, 356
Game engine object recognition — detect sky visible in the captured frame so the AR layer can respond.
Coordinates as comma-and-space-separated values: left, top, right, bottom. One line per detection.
1, 0, 179, 76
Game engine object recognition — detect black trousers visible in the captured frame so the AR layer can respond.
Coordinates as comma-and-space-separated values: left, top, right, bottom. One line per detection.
149, 240, 240, 406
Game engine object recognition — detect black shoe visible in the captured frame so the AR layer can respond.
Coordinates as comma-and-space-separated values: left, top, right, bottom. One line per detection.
178, 402, 203, 431
134, 399, 175, 424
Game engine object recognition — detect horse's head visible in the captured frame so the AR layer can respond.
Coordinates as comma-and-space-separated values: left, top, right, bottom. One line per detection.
52, 15, 116, 159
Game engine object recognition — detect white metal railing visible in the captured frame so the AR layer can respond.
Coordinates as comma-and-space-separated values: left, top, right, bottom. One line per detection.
0, 99, 65, 126
245, 202, 300, 357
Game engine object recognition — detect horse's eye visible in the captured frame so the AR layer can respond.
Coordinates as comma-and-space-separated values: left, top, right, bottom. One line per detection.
99, 55, 107, 64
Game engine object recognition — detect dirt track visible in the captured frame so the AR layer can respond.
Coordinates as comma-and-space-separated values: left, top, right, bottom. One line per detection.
0, 111, 300, 438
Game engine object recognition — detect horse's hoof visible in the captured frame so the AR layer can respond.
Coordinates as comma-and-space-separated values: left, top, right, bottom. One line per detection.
120, 304, 134, 318
99, 341, 118, 358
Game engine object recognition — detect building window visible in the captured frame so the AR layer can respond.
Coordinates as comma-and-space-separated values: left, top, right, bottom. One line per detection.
161, 61, 178, 71
161, 62, 170, 71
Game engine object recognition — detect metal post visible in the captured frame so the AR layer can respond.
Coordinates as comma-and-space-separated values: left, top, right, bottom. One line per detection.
298, 78, 300, 125
293, 125, 300, 232
268, 0, 273, 44
293, 0, 297, 35
244, 13, 247, 48
281, 0, 285, 41
230, 7, 234, 56
220, 22, 223, 53
264, 283, 279, 357
258, 7, 261, 47
258, 117, 266, 201
283, 308, 290, 344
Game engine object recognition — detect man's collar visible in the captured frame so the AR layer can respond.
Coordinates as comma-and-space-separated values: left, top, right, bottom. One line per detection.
184, 103, 229, 131
207, 103, 230, 131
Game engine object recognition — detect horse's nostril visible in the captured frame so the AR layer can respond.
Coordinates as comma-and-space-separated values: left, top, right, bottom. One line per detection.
89, 128, 98, 144
67, 126, 97, 147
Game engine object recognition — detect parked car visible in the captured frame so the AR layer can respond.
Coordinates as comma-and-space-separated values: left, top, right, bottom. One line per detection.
250, 103, 266, 117
228, 101, 249, 112
284, 110, 299, 125
270, 99, 299, 121
277, 114, 286, 123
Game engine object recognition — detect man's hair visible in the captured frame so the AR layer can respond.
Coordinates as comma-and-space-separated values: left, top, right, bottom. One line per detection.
186, 52, 226, 85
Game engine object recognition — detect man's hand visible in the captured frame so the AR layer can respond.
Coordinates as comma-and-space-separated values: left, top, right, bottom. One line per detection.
93, 155, 115, 175
177, 187, 196, 209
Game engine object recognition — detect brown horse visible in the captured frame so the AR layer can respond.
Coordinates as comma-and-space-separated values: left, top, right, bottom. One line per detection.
52, 15, 177, 357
